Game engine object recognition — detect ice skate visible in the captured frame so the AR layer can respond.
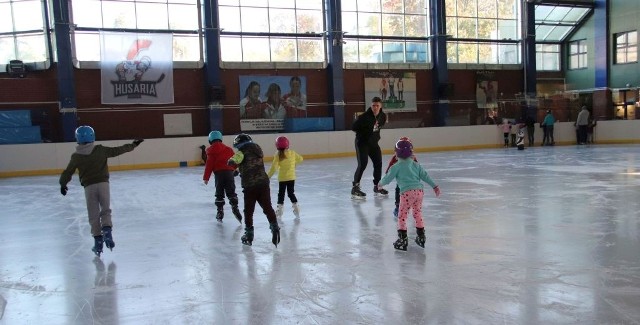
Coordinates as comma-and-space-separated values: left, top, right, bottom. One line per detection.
373, 186, 389, 197
275, 204, 284, 218
241, 226, 254, 246
215, 208, 224, 222
231, 205, 243, 224
415, 227, 426, 248
92, 236, 104, 257
292, 203, 300, 218
393, 230, 408, 251
102, 226, 115, 251
351, 182, 366, 200
270, 223, 281, 247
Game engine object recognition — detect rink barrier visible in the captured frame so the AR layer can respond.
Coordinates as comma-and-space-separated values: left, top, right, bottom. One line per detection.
1, 121, 639, 178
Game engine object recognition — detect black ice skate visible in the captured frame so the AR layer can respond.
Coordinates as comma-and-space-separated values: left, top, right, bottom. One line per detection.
415, 227, 426, 248
92, 235, 104, 257
231, 205, 243, 224
216, 208, 224, 222
102, 226, 115, 251
351, 182, 366, 200
393, 230, 408, 251
241, 226, 254, 246
373, 186, 389, 197
270, 223, 281, 247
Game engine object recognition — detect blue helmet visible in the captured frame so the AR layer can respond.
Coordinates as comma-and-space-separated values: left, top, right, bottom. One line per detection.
208, 130, 223, 142
75, 126, 95, 144
233, 133, 252, 149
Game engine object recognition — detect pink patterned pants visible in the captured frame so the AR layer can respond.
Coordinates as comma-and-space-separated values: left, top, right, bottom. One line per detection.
397, 189, 425, 230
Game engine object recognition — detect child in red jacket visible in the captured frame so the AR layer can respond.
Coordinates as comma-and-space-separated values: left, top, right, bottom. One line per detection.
203, 131, 242, 223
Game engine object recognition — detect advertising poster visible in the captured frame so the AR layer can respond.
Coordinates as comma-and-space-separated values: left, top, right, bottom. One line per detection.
364, 71, 416, 113
101, 32, 174, 104
238, 75, 307, 131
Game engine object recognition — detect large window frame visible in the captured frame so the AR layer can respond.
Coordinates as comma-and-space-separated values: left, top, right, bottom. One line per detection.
445, 0, 521, 65
536, 43, 560, 71
614, 31, 637, 65
70, 0, 203, 68
217, 0, 325, 65
0, 0, 51, 72
568, 39, 587, 70
341, 0, 431, 64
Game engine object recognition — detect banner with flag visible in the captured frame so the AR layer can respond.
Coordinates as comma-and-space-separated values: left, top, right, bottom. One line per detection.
100, 32, 174, 104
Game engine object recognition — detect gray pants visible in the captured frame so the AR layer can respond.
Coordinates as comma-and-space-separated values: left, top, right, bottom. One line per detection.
84, 182, 112, 237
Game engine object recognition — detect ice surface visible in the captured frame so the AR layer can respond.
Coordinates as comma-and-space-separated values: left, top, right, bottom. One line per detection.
0, 144, 639, 324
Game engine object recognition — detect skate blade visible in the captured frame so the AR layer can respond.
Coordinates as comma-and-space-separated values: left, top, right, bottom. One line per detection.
351, 195, 366, 200
216, 218, 223, 223
374, 192, 389, 197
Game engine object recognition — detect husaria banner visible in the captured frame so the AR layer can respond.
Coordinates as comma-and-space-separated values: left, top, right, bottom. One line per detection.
100, 32, 174, 104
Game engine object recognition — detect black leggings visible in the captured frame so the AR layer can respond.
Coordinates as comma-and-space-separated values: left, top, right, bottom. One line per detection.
277, 180, 297, 204
353, 141, 382, 186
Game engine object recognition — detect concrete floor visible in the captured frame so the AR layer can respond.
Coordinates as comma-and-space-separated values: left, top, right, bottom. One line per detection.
0, 144, 639, 324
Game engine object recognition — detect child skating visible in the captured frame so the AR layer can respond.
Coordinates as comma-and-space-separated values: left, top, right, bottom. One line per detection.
385, 136, 418, 218
202, 130, 243, 223
59, 126, 143, 257
228, 134, 280, 247
267, 136, 303, 218
377, 138, 440, 251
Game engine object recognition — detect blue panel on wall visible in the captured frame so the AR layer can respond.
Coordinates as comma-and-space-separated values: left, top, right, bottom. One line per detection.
284, 118, 334, 132
0, 110, 32, 127
0, 126, 42, 144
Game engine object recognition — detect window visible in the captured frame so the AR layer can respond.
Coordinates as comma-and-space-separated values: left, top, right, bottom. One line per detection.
568, 39, 587, 69
0, 0, 49, 69
444, 0, 520, 64
218, 0, 325, 63
536, 44, 560, 71
615, 31, 637, 64
71, 0, 201, 64
342, 0, 430, 63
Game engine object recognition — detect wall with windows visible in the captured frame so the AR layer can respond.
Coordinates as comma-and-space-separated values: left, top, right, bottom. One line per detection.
565, 15, 595, 91
609, 0, 640, 89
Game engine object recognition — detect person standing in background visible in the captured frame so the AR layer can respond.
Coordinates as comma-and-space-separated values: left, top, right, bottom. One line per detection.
351, 96, 388, 199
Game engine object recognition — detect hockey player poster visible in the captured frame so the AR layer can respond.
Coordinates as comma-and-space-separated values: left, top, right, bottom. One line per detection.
100, 32, 174, 105
476, 70, 499, 119
238, 75, 307, 131
364, 71, 416, 113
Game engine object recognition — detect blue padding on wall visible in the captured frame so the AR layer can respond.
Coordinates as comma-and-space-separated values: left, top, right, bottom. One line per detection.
0, 126, 42, 144
284, 118, 334, 132
0, 110, 32, 127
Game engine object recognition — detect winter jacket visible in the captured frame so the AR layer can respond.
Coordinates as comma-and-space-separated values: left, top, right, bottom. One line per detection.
379, 158, 436, 194
385, 155, 417, 174
59, 143, 136, 187
229, 142, 269, 189
267, 149, 303, 182
542, 113, 555, 126
203, 141, 236, 182
352, 107, 387, 146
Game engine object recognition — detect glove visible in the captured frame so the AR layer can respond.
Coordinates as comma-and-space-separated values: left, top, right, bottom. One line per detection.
433, 185, 440, 197
132, 139, 144, 147
61, 186, 68, 196
227, 159, 237, 167
233, 170, 239, 177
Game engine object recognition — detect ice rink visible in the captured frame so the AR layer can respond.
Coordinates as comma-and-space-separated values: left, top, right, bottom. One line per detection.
1, 144, 639, 324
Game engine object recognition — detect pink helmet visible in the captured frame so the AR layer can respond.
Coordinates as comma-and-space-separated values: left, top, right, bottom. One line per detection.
395, 139, 413, 159
275, 136, 289, 150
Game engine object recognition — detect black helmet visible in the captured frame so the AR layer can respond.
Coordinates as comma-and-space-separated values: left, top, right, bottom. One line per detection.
233, 133, 253, 148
